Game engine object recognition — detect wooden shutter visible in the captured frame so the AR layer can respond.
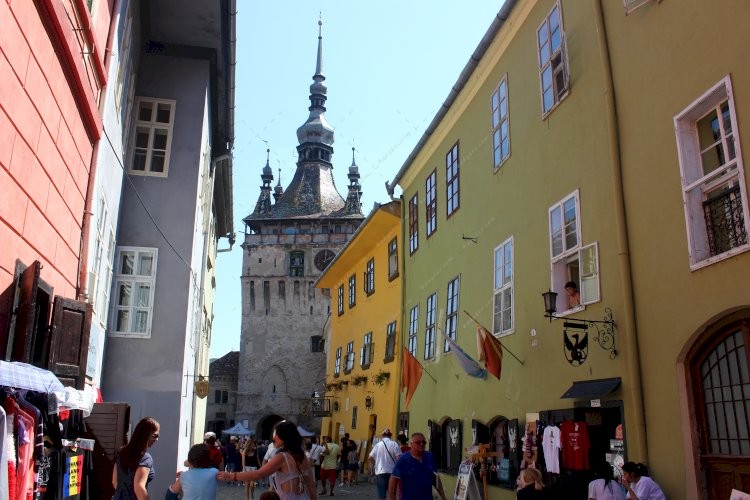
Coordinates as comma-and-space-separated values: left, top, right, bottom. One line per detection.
447, 419, 462, 473
83, 403, 130, 499
10, 260, 41, 361
48, 297, 92, 389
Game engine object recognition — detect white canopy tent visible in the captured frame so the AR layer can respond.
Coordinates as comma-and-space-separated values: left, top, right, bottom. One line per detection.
222, 423, 253, 436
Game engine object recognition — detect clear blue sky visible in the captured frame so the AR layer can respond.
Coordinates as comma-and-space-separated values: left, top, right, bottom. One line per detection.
210, 1, 506, 358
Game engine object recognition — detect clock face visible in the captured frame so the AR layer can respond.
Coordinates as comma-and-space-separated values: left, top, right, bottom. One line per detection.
314, 249, 336, 271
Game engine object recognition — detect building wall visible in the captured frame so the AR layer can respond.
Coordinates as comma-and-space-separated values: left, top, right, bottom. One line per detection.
0, 0, 110, 339
394, 0, 636, 497
318, 205, 402, 449
603, 1, 750, 498
102, 53, 211, 494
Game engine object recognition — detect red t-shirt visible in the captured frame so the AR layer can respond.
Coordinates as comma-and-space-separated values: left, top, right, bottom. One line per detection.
560, 421, 590, 470
208, 447, 223, 469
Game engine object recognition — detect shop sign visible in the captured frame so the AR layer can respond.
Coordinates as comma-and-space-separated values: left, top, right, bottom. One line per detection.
195, 378, 209, 399
590, 399, 601, 407
610, 439, 625, 452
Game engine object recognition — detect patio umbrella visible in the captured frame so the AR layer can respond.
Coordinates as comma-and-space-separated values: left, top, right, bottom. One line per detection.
0, 361, 65, 392
223, 423, 253, 436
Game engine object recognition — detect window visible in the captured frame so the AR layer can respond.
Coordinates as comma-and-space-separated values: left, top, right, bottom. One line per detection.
426, 170, 437, 236
311, 335, 324, 353
493, 237, 514, 336
348, 275, 356, 308
446, 144, 460, 217
409, 194, 419, 254
111, 247, 157, 337
388, 237, 399, 279
345, 341, 355, 373
492, 76, 510, 169
365, 258, 375, 295
352, 406, 358, 429
385, 321, 397, 362
444, 277, 460, 352
537, 2, 569, 115
334, 347, 342, 376
130, 98, 175, 175
548, 191, 600, 311
361, 332, 373, 368
425, 293, 437, 360
290, 251, 304, 277
337, 285, 344, 316
674, 76, 749, 269
408, 305, 419, 357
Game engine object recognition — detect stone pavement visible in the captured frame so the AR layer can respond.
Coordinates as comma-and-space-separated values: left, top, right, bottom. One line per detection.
216, 478, 382, 500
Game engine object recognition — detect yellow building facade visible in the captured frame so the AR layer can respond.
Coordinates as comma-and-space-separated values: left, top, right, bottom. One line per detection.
316, 202, 402, 454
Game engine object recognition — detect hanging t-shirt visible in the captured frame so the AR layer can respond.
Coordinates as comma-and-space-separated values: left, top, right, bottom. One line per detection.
560, 421, 590, 470
542, 425, 561, 474
62, 448, 85, 499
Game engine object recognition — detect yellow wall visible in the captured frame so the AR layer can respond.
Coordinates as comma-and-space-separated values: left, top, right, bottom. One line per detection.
317, 203, 402, 452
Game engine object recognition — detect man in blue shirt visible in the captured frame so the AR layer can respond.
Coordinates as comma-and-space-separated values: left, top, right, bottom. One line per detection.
389, 433, 447, 500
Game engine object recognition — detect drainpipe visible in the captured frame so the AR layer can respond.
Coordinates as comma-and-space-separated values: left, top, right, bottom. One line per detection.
592, 0, 648, 462
77, 0, 122, 301
394, 197, 406, 432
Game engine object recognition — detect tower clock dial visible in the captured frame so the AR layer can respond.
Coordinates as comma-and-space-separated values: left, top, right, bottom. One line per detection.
314, 249, 336, 271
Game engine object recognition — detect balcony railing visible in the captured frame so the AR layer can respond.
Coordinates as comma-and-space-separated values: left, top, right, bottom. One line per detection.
311, 396, 332, 417
704, 185, 748, 256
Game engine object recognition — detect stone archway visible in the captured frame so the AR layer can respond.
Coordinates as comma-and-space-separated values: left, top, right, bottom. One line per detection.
257, 414, 284, 441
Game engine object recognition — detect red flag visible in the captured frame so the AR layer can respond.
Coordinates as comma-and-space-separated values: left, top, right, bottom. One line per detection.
476, 324, 503, 380
401, 346, 423, 408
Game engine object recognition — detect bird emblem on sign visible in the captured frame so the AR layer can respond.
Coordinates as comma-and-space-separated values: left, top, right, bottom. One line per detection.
564, 331, 588, 366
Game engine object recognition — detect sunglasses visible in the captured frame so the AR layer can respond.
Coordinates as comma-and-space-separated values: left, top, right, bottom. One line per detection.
152, 433, 160, 439
412, 440, 426, 445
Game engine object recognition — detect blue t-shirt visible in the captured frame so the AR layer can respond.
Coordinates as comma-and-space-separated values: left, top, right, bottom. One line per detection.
179, 467, 219, 500
391, 451, 437, 500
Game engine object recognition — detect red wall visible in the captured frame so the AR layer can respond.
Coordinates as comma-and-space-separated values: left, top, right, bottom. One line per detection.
0, 0, 111, 302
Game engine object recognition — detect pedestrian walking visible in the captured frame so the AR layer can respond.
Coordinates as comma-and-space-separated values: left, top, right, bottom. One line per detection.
368, 428, 402, 499
242, 439, 261, 499
318, 436, 340, 496
388, 433, 446, 500
205, 432, 225, 471
112, 416, 160, 500
307, 437, 325, 492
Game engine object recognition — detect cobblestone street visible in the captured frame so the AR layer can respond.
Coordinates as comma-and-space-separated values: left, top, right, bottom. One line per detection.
216, 478, 382, 500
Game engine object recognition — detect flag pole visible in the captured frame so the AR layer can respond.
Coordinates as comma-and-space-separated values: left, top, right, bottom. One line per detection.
411, 352, 437, 383
463, 310, 525, 366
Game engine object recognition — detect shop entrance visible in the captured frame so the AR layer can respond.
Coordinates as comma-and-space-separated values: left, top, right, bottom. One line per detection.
540, 401, 624, 499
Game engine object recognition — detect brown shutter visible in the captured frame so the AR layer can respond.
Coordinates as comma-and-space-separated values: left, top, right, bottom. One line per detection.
83, 402, 130, 499
48, 297, 92, 389
10, 260, 41, 362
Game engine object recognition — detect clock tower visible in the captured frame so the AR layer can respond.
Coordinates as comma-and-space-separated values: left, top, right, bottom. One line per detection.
237, 21, 365, 438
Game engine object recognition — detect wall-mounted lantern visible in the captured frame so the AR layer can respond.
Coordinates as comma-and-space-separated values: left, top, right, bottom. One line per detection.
365, 395, 373, 410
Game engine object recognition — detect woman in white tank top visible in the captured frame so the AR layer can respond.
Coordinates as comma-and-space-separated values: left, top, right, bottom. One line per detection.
217, 421, 317, 500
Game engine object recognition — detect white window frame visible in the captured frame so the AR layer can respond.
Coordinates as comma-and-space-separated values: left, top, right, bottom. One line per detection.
388, 237, 399, 279
492, 75, 510, 170
337, 285, 344, 315
365, 258, 375, 295
360, 332, 373, 367
426, 170, 437, 237
674, 76, 750, 270
109, 247, 158, 338
443, 276, 460, 352
114, 4, 133, 120
345, 341, 355, 373
446, 144, 460, 217
409, 194, 419, 254
130, 97, 176, 177
537, 1, 569, 116
334, 347, 342, 375
493, 237, 514, 336
425, 293, 437, 360
408, 305, 419, 357
348, 274, 356, 308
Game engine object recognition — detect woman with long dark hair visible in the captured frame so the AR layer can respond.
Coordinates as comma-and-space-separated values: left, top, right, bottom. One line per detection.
218, 421, 317, 499
112, 417, 160, 500
588, 461, 625, 499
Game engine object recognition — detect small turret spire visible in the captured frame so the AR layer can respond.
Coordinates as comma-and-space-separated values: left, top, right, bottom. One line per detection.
253, 148, 274, 214
273, 168, 284, 202
343, 147, 362, 214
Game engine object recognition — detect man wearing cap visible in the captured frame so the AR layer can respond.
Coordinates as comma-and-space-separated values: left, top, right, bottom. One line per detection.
368, 428, 402, 499
204, 432, 224, 471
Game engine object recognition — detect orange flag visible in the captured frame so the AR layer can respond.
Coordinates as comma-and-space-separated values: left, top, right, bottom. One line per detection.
476, 324, 503, 380
401, 346, 423, 408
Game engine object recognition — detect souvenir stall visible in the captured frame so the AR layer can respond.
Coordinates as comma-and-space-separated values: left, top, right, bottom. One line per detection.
1, 361, 111, 499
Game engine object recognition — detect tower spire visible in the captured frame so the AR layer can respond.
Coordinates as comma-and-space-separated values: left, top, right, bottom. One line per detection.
253, 148, 274, 214
343, 146, 362, 214
273, 168, 284, 202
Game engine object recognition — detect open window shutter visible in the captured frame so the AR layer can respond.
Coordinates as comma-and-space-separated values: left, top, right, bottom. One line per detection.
447, 419, 463, 473
10, 260, 41, 362
580, 242, 600, 304
472, 419, 490, 446
83, 402, 130, 499
48, 297, 92, 389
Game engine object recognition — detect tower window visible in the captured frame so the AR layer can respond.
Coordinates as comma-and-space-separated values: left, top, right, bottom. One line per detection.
290, 251, 304, 277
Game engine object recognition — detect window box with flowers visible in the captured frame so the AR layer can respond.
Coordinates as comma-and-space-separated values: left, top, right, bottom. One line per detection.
373, 370, 391, 387
352, 375, 369, 387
